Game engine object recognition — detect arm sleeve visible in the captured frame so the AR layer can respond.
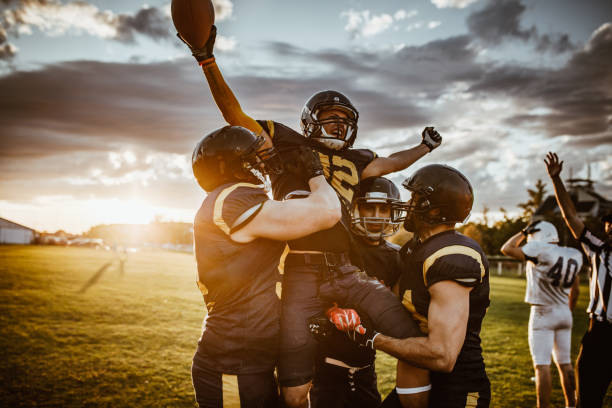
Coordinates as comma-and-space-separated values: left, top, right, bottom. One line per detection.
423, 247, 485, 288
213, 184, 269, 235
579, 228, 604, 257
521, 241, 542, 264
201, 60, 264, 135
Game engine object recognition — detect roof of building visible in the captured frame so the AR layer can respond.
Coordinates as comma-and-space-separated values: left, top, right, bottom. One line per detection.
0, 217, 37, 232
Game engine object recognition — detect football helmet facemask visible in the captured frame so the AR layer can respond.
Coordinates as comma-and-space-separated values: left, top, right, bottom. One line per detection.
351, 177, 404, 243
300, 90, 358, 151
192, 126, 282, 192
402, 164, 473, 232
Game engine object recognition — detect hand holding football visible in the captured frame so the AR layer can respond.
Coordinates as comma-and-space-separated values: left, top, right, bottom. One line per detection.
171, 0, 215, 49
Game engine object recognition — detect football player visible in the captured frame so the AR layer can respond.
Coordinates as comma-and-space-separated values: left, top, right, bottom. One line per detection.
336, 165, 491, 408
545, 152, 612, 408
190, 125, 342, 408
182, 27, 436, 407
501, 220, 582, 408
309, 177, 409, 408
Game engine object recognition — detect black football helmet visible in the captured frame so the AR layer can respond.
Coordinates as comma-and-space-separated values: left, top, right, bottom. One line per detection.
351, 177, 405, 242
192, 126, 282, 192
300, 90, 358, 150
402, 164, 473, 231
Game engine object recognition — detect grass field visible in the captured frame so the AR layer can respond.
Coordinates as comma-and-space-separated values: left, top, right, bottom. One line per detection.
1, 245, 610, 407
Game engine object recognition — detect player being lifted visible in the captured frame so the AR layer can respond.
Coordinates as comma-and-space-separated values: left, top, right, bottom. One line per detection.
182, 26, 441, 407
310, 177, 406, 408
190, 126, 341, 407
501, 221, 582, 408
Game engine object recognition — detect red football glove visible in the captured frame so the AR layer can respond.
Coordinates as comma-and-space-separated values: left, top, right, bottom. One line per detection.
325, 304, 366, 334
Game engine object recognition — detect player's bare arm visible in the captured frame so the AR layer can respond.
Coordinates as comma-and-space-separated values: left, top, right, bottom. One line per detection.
361, 127, 442, 179
544, 152, 584, 238
568, 275, 580, 311
182, 24, 273, 148
374, 280, 471, 372
500, 230, 527, 261
231, 175, 341, 243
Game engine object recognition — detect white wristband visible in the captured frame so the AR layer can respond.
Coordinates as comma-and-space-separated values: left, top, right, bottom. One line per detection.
396, 384, 432, 394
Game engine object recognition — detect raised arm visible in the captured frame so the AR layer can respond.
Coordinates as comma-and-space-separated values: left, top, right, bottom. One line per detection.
500, 231, 526, 261
544, 152, 584, 239
361, 127, 441, 179
181, 26, 269, 141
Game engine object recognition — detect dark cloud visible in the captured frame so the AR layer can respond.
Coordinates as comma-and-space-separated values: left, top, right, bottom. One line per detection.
467, 0, 575, 53
0, 1, 173, 60
470, 23, 612, 139
114, 6, 171, 43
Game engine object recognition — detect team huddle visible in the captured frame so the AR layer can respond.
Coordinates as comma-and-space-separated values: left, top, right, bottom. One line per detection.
184, 25, 612, 408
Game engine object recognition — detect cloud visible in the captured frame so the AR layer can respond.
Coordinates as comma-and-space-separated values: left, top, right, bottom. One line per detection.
341, 8, 420, 38
212, 0, 234, 21
470, 22, 612, 138
467, 0, 575, 53
430, 0, 480, 9
0, 0, 175, 60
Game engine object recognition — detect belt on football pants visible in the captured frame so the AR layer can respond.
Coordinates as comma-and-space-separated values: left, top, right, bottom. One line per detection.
285, 251, 356, 279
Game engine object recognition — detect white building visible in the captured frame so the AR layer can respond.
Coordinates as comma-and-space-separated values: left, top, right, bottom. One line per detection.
0, 217, 37, 244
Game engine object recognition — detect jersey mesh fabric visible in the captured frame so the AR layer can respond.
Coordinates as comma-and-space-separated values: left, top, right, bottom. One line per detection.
521, 241, 583, 306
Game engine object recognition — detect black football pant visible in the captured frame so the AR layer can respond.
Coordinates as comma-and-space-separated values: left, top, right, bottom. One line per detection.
310, 362, 380, 408
576, 319, 612, 408
191, 352, 279, 408
381, 382, 490, 408
278, 265, 422, 387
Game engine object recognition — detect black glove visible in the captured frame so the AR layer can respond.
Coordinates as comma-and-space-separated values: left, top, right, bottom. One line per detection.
521, 220, 541, 237
344, 324, 380, 350
177, 25, 217, 63
421, 126, 442, 152
277, 145, 324, 183
307, 316, 334, 342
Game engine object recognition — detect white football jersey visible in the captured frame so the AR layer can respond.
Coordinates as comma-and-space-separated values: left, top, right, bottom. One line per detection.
522, 241, 583, 305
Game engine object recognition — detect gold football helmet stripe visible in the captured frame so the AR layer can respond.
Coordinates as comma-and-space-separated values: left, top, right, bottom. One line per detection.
422, 245, 485, 287
222, 374, 241, 407
266, 120, 275, 139
214, 183, 263, 235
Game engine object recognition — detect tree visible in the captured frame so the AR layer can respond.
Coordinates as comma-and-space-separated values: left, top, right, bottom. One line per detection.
518, 179, 547, 219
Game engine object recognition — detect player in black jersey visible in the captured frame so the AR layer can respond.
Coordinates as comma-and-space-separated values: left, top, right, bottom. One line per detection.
309, 177, 405, 408
339, 165, 491, 408
183, 28, 441, 408
190, 126, 341, 408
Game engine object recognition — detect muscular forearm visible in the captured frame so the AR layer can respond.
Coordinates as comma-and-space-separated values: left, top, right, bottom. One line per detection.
500, 232, 525, 258
201, 61, 264, 135
374, 334, 453, 372
550, 176, 583, 238
307, 176, 342, 222
362, 144, 429, 178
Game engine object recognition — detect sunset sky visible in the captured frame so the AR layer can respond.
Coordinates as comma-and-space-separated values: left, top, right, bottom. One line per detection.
1, 0, 611, 233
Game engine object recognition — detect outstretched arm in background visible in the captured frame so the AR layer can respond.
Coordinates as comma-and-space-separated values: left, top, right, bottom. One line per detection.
544, 152, 584, 239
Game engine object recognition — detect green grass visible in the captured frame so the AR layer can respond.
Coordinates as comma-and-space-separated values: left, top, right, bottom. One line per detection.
1, 246, 610, 407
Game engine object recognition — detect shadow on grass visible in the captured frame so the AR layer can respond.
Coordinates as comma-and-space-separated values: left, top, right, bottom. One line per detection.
78, 262, 113, 294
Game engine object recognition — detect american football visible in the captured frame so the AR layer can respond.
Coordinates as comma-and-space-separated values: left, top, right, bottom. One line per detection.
171, 0, 215, 49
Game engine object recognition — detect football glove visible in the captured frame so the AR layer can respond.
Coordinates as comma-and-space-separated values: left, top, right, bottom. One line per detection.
521, 220, 541, 237
178, 25, 217, 64
277, 145, 324, 183
345, 323, 380, 350
326, 304, 363, 332
307, 316, 334, 342
421, 127, 442, 152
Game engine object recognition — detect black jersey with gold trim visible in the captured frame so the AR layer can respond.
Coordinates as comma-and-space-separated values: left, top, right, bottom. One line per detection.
398, 230, 490, 390
258, 120, 376, 210
193, 182, 285, 374
258, 120, 375, 252
350, 237, 402, 288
